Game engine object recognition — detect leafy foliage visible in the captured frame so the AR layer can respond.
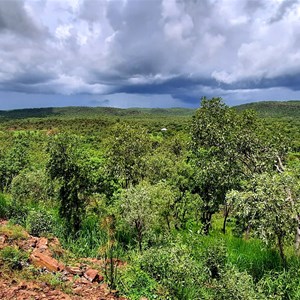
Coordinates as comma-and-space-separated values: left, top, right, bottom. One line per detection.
0, 99, 299, 299
26, 208, 55, 237
46, 134, 91, 234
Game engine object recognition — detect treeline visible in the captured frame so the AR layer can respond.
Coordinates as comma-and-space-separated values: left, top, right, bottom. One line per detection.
0, 97, 299, 299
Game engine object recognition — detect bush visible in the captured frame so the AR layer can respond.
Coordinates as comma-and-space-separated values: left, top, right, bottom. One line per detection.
26, 209, 55, 237
11, 170, 53, 204
138, 244, 209, 299
117, 265, 161, 300
0, 246, 29, 270
0, 193, 8, 218
7, 201, 29, 226
257, 266, 300, 299
214, 266, 262, 300
201, 242, 227, 279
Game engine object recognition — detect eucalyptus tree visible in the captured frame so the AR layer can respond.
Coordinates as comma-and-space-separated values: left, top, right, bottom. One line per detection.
46, 133, 91, 234
105, 123, 151, 189
0, 135, 29, 191
227, 172, 299, 266
119, 181, 174, 251
190, 97, 286, 234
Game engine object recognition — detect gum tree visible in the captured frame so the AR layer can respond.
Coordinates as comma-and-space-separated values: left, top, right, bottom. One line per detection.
46, 134, 90, 234
105, 123, 151, 189
190, 97, 285, 234
227, 172, 299, 266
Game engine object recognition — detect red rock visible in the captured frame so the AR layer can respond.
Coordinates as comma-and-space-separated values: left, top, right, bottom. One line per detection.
75, 277, 90, 285
58, 262, 65, 271
36, 237, 48, 251
0, 235, 7, 248
30, 250, 64, 272
83, 269, 103, 283
65, 266, 83, 276
73, 286, 83, 294
28, 237, 38, 247
50, 237, 60, 247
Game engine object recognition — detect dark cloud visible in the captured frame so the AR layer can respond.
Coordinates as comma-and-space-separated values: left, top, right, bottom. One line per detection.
269, 0, 299, 23
244, 0, 266, 13
0, 0, 299, 109
0, 0, 46, 38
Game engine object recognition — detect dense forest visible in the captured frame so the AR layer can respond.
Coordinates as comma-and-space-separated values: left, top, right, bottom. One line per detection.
0, 98, 300, 299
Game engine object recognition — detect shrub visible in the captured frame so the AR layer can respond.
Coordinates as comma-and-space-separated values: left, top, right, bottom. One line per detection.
257, 266, 300, 299
138, 244, 209, 299
0, 246, 29, 270
117, 265, 160, 300
11, 169, 53, 204
201, 242, 227, 279
26, 209, 55, 237
0, 193, 8, 218
7, 201, 29, 226
214, 266, 262, 300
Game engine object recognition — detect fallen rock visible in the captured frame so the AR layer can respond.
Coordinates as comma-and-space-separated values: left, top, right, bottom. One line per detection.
65, 266, 84, 276
28, 237, 38, 248
0, 234, 7, 246
75, 277, 90, 285
36, 237, 48, 251
84, 268, 104, 283
30, 250, 64, 272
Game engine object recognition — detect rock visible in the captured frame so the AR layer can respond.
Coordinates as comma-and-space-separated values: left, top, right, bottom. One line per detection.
58, 262, 65, 271
30, 250, 64, 272
75, 277, 90, 285
36, 237, 48, 251
65, 266, 83, 276
49, 237, 60, 247
83, 269, 103, 283
28, 237, 38, 248
73, 286, 83, 295
0, 235, 7, 248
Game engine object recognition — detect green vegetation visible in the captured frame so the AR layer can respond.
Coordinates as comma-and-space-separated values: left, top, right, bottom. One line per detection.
0, 98, 299, 299
234, 100, 300, 118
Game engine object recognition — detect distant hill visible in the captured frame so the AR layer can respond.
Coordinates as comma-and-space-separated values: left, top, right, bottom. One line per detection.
0, 106, 195, 121
0, 101, 299, 121
233, 101, 300, 118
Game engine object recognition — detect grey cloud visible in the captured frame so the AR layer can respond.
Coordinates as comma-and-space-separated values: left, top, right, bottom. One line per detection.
244, 0, 266, 13
0, 0, 299, 109
0, 0, 46, 38
79, 0, 104, 22
269, 0, 299, 23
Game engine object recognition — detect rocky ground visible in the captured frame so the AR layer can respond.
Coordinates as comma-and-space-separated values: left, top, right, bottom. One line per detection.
0, 220, 127, 300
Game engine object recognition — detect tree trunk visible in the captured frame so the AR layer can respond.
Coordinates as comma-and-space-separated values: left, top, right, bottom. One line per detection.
222, 205, 230, 234
277, 234, 287, 268
165, 215, 171, 231
295, 226, 300, 253
202, 212, 212, 235
135, 220, 143, 252
245, 224, 251, 240
286, 189, 300, 254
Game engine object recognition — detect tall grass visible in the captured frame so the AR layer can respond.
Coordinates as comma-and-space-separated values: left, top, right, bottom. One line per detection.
60, 215, 107, 257
225, 236, 282, 281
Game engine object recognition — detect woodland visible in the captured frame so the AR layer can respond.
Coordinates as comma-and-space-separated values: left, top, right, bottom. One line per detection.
0, 97, 299, 299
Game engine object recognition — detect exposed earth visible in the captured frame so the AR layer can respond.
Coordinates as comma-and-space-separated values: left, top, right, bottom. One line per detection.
0, 220, 127, 300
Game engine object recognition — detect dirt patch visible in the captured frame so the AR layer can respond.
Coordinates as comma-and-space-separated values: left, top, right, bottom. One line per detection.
0, 220, 126, 300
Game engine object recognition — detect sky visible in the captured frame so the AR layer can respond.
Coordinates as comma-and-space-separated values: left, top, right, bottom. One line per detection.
1, 0, 300, 109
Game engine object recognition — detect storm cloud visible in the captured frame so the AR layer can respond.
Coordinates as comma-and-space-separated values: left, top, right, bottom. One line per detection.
0, 0, 300, 109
